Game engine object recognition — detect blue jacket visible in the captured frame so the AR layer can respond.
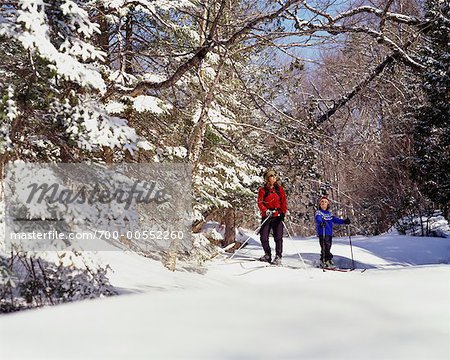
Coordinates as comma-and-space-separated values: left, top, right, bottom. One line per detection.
315, 210, 345, 236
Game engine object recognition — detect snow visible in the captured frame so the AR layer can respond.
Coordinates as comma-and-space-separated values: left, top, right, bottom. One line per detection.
54, 100, 146, 153
132, 95, 172, 114
104, 100, 127, 114
103, 0, 194, 12
392, 212, 450, 238
0, 86, 15, 153
0, 230, 449, 359
0, 1, 107, 91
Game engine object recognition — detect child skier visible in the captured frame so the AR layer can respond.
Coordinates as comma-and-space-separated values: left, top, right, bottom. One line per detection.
315, 195, 350, 268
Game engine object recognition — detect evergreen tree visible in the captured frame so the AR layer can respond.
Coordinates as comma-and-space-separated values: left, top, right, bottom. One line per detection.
412, 0, 450, 217
0, 0, 148, 164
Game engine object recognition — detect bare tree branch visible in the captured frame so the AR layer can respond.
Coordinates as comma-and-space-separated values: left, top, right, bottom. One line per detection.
379, 0, 396, 32
314, 50, 398, 124
105, 0, 425, 101
119, 0, 302, 96
333, 5, 421, 26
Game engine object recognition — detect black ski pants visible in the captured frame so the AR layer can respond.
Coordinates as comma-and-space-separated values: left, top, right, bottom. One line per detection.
260, 216, 284, 257
319, 235, 333, 262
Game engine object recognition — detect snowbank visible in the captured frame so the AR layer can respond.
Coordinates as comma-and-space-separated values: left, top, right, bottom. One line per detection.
0, 231, 449, 359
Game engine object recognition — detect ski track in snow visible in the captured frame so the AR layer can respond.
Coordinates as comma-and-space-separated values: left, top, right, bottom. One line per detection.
1, 233, 449, 360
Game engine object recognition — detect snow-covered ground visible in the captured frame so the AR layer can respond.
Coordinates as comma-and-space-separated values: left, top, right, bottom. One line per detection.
0, 231, 449, 360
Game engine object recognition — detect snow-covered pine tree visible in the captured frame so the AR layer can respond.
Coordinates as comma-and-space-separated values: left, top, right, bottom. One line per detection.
411, 0, 450, 218
0, 1, 140, 310
0, 0, 148, 163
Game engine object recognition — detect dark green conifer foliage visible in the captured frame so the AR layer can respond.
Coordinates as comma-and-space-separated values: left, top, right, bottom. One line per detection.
412, 0, 450, 217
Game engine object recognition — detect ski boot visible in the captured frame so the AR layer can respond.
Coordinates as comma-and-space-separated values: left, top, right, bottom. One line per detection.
271, 255, 282, 266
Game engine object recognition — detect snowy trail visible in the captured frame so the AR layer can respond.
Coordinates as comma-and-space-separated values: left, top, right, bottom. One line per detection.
0, 234, 449, 360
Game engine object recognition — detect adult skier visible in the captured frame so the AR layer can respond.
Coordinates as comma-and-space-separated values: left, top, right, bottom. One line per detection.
257, 169, 287, 266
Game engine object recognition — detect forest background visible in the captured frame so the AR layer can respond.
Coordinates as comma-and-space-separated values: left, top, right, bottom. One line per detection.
0, 0, 448, 244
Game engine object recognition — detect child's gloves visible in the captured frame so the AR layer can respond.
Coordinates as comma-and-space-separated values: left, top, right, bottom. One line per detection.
344, 218, 351, 225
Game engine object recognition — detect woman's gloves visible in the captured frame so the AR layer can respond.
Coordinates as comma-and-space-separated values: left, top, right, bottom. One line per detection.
265, 209, 274, 217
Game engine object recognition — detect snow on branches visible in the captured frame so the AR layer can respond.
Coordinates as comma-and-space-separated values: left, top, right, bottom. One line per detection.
53, 96, 151, 154
0, 0, 106, 91
0, 86, 17, 154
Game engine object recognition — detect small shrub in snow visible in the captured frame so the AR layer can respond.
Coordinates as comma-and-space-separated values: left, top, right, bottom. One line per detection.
0, 251, 117, 313
203, 228, 224, 245
393, 211, 450, 237
189, 233, 219, 265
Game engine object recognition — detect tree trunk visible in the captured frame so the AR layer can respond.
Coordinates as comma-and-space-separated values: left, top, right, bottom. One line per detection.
223, 208, 236, 246
188, 58, 225, 166
125, 9, 133, 74
97, 5, 110, 66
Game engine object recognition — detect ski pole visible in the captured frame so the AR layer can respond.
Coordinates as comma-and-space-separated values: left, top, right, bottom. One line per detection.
229, 214, 271, 260
321, 218, 326, 271
282, 220, 307, 271
347, 224, 355, 270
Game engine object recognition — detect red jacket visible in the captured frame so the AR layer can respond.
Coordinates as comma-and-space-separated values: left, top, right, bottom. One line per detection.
257, 184, 287, 218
